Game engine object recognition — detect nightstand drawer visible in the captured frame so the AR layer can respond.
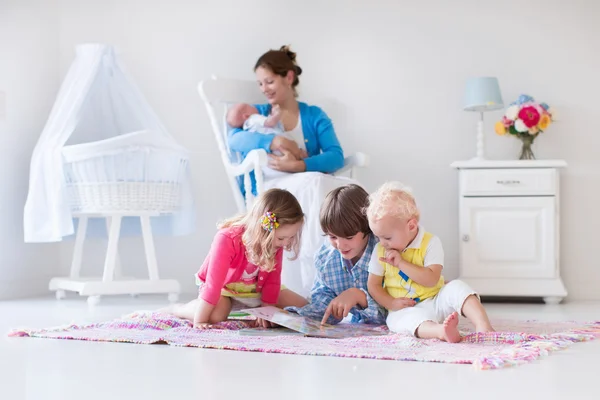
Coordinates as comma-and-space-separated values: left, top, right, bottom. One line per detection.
460, 168, 557, 196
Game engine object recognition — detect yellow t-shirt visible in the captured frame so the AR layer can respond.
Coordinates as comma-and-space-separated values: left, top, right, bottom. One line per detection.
376, 230, 445, 302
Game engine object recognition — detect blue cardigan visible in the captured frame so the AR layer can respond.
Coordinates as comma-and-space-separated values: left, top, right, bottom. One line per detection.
228, 102, 345, 175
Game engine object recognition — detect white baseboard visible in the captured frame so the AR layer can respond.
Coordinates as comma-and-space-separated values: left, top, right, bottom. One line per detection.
0, 277, 52, 300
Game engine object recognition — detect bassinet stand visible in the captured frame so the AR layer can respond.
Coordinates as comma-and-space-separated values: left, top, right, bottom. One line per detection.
49, 212, 180, 306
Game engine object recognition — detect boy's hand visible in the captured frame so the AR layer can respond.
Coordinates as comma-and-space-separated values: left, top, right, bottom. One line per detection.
379, 249, 403, 268
321, 289, 360, 325
389, 297, 416, 311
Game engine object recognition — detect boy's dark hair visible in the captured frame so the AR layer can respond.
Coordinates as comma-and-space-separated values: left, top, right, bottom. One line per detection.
320, 184, 371, 237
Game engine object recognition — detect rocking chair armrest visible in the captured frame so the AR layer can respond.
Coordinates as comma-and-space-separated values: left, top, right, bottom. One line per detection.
229, 149, 268, 176
335, 152, 370, 175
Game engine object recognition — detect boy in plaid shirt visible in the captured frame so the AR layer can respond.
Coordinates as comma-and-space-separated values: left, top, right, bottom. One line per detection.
286, 184, 386, 325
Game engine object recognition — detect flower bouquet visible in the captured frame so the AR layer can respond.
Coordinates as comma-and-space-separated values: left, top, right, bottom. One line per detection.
495, 94, 554, 160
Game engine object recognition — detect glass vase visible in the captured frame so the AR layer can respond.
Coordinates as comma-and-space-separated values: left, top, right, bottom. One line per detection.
518, 135, 536, 160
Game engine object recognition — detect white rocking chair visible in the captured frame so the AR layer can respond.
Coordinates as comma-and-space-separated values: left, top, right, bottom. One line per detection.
198, 76, 369, 212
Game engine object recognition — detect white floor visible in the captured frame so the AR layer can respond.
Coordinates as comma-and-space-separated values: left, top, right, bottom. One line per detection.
1, 295, 598, 400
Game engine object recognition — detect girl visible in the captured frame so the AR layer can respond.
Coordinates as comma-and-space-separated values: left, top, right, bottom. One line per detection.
167, 188, 308, 328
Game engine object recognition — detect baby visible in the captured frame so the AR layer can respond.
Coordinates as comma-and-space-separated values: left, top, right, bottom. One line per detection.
227, 103, 289, 156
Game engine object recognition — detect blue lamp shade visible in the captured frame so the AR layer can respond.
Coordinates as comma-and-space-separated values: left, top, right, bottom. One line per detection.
463, 77, 504, 112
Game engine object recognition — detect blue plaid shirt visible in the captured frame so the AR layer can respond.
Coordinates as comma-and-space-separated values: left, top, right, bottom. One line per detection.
286, 234, 387, 325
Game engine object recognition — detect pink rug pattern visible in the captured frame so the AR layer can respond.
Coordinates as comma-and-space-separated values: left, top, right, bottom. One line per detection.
8, 312, 600, 370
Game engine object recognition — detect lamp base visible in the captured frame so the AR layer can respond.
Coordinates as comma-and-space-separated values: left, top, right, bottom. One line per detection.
474, 112, 485, 159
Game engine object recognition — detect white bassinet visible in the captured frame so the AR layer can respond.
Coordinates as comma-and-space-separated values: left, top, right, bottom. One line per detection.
62, 130, 188, 214
50, 130, 188, 305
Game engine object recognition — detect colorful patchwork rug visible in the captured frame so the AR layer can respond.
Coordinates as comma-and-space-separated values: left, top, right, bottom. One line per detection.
8, 312, 600, 370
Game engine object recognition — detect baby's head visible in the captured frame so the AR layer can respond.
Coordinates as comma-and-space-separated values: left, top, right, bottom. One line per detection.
366, 181, 420, 251
226, 103, 259, 128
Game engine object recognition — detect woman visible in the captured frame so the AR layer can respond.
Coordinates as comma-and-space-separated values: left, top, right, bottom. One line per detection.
228, 46, 357, 296
229, 45, 345, 186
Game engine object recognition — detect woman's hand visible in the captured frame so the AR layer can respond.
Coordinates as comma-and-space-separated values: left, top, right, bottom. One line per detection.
271, 136, 306, 160
269, 150, 306, 173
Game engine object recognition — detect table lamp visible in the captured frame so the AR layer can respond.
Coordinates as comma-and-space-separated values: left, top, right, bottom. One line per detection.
463, 77, 504, 160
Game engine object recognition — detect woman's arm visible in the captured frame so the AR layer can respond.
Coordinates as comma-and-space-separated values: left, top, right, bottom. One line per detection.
303, 107, 344, 173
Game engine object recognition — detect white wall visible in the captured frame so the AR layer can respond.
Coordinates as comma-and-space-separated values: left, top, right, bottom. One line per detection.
0, 1, 61, 299
7, 0, 600, 299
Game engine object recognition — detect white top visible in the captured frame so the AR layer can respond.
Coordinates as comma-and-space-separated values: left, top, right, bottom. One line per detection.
368, 226, 445, 276
286, 113, 306, 151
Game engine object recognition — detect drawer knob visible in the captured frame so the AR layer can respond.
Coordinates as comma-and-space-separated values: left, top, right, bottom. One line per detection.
462, 234, 470, 242
496, 180, 521, 185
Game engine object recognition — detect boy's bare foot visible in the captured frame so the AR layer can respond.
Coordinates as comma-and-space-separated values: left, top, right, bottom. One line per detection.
441, 312, 461, 343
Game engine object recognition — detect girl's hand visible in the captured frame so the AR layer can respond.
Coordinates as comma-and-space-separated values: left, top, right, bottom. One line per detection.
268, 151, 305, 173
389, 298, 416, 311
193, 302, 209, 328
254, 318, 276, 328
379, 249, 403, 268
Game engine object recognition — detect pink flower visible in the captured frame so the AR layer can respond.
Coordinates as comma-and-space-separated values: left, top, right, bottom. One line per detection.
518, 106, 541, 128
502, 116, 514, 127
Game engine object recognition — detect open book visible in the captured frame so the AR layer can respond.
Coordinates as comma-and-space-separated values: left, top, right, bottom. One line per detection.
240, 306, 388, 339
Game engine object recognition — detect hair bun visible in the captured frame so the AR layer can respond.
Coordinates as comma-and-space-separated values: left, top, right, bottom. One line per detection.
279, 45, 297, 62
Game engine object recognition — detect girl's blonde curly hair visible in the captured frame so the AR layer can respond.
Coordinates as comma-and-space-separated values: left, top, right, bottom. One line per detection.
218, 189, 304, 272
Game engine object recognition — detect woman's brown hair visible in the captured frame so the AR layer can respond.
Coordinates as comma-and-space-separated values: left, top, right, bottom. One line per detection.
254, 45, 303, 97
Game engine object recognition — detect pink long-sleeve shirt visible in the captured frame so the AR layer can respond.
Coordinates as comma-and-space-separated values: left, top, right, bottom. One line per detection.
196, 226, 283, 306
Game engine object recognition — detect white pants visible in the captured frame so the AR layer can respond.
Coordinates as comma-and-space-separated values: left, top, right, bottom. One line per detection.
386, 280, 477, 335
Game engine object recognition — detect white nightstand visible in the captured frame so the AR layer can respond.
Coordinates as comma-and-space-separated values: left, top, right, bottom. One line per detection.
450, 159, 568, 304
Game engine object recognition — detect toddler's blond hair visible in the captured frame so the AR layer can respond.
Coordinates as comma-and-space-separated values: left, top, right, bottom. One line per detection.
366, 181, 420, 222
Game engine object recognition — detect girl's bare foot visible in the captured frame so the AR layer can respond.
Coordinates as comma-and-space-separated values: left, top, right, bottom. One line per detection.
441, 312, 461, 343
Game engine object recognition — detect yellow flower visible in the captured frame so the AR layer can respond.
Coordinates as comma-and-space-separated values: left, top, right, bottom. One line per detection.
494, 121, 507, 135
538, 114, 551, 130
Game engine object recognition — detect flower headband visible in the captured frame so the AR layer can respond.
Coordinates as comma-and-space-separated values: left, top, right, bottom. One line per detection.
261, 212, 279, 232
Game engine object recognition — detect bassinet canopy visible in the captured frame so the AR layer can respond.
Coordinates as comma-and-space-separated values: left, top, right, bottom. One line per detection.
24, 43, 195, 242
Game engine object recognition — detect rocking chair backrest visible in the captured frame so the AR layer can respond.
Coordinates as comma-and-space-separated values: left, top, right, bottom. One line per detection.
198, 76, 265, 212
